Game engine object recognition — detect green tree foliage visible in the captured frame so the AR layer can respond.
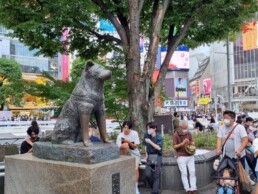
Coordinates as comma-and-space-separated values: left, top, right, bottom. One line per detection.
25, 73, 75, 114
104, 56, 128, 126
0, 0, 256, 132
0, 58, 23, 109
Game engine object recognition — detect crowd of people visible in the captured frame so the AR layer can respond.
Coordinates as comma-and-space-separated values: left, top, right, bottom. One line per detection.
1, 115, 50, 121
19, 110, 258, 194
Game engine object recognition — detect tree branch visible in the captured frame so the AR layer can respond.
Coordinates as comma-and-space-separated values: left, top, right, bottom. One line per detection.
73, 19, 122, 45
92, 0, 129, 52
138, 0, 145, 17
126, 0, 141, 61
88, 29, 122, 45
143, 0, 170, 77
113, 0, 130, 42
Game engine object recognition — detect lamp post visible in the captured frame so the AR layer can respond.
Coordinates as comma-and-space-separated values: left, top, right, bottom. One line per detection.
177, 90, 180, 112
214, 36, 232, 110
226, 36, 232, 110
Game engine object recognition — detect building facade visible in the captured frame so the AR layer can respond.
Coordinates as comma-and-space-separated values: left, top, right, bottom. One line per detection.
0, 26, 67, 114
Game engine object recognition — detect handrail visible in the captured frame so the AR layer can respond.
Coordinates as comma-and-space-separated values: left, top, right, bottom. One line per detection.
0, 120, 56, 126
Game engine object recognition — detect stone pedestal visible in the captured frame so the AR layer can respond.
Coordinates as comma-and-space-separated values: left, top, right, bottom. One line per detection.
33, 142, 120, 164
5, 154, 135, 194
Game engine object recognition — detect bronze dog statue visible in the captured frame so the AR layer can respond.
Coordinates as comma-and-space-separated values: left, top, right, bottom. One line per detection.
51, 61, 112, 146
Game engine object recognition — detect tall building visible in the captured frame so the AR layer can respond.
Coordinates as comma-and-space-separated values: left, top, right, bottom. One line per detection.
232, 31, 258, 112
0, 26, 67, 115
0, 27, 60, 78
190, 21, 258, 113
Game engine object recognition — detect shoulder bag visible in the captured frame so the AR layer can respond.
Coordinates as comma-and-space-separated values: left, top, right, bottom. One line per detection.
213, 124, 238, 170
177, 132, 196, 155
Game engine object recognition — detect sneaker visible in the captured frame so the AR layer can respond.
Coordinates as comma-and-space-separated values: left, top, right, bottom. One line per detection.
136, 187, 141, 194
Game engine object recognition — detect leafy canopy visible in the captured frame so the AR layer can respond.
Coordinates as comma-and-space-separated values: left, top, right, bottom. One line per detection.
0, 0, 256, 59
0, 58, 23, 107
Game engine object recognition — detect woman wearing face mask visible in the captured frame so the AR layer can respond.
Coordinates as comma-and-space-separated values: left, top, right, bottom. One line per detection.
144, 122, 163, 194
216, 110, 248, 168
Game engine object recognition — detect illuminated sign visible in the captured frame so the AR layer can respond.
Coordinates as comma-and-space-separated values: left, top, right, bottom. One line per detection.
160, 45, 189, 70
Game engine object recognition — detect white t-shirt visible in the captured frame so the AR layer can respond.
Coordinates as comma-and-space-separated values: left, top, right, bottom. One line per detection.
252, 138, 258, 171
217, 123, 247, 158
116, 130, 140, 157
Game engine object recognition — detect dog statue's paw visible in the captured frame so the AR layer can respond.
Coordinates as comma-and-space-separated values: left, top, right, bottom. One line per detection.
83, 140, 93, 147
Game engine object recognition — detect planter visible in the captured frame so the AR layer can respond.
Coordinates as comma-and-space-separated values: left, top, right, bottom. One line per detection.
139, 150, 218, 191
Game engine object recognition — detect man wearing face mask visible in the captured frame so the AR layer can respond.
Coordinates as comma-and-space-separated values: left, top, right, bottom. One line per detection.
173, 120, 197, 194
216, 110, 248, 167
144, 122, 163, 194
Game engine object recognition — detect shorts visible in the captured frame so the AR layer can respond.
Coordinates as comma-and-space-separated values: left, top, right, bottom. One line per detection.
130, 151, 142, 165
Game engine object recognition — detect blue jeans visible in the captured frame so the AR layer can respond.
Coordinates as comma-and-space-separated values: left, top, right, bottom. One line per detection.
218, 186, 234, 194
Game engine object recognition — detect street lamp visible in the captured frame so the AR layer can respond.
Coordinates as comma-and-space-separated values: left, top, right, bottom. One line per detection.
214, 36, 232, 110
217, 95, 225, 112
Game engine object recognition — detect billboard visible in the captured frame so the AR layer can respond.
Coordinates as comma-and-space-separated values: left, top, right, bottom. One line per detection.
99, 19, 116, 32
159, 45, 189, 70
242, 21, 257, 51
203, 78, 212, 95
198, 97, 211, 105
174, 78, 187, 98
62, 29, 69, 81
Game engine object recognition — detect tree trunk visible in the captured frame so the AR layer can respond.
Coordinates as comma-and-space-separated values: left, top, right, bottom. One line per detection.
125, 57, 147, 136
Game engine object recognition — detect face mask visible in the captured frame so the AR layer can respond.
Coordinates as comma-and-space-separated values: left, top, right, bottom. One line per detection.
224, 119, 231, 126
147, 129, 154, 135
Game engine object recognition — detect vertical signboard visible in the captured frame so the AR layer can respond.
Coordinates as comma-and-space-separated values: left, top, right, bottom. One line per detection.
203, 78, 212, 95
196, 79, 200, 95
242, 21, 257, 51
174, 78, 187, 98
62, 29, 69, 81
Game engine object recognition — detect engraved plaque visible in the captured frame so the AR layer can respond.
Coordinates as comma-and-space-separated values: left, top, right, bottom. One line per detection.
112, 173, 120, 194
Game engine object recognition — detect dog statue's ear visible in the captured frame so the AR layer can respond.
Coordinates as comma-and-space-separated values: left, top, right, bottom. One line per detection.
85, 61, 94, 71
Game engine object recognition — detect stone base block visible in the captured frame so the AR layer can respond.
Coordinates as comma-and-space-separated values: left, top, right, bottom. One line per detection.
33, 142, 120, 164
5, 154, 135, 194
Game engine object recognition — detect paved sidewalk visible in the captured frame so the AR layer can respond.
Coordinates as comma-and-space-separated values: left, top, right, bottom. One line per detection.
139, 181, 217, 194
139, 181, 256, 194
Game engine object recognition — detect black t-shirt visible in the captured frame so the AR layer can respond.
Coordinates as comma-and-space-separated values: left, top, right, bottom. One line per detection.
20, 137, 40, 154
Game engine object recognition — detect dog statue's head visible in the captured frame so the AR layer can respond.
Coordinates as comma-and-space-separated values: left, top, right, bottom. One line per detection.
84, 61, 112, 81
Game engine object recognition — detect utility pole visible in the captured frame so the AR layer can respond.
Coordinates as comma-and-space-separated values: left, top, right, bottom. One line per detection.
226, 36, 232, 110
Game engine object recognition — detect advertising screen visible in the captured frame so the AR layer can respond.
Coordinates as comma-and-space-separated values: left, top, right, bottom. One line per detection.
160, 45, 189, 70
174, 78, 187, 98
242, 21, 257, 51
100, 19, 116, 32
203, 78, 212, 95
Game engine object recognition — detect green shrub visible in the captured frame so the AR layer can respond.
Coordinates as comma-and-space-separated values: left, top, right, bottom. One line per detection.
140, 132, 217, 154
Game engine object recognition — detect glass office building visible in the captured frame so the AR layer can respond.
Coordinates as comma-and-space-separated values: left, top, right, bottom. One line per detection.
0, 26, 59, 78
232, 32, 258, 111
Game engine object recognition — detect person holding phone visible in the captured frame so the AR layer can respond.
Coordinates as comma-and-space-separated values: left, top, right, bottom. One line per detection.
116, 121, 141, 194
